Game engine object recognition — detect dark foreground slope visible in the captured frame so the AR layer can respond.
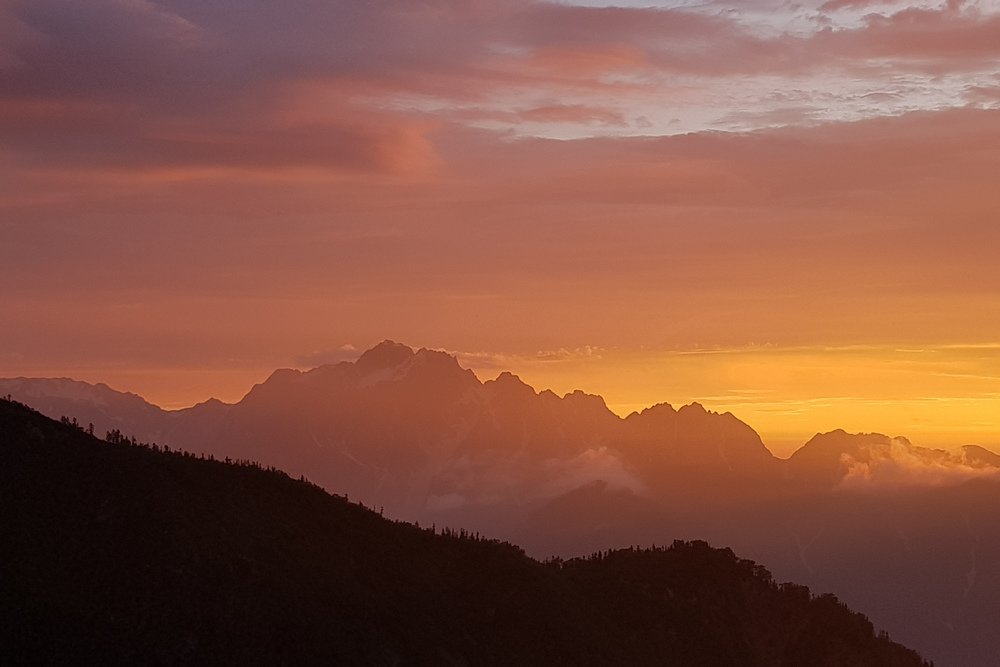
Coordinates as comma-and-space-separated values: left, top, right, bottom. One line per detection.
0, 400, 928, 667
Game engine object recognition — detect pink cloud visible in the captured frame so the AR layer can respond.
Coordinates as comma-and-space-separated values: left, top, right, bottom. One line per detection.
815, 5, 1000, 67
819, 0, 905, 11
4, 0, 1000, 173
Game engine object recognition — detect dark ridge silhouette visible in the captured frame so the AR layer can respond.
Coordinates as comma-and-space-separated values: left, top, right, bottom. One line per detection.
0, 398, 929, 666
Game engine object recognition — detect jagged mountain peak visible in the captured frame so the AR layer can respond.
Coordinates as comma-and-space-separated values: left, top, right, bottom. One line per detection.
355, 339, 415, 374
562, 388, 606, 405
411, 347, 466, 370
627, 402, 741, 425
484, 371, 536, 398
626, 402, 676, 421
350, 342, 475, 387
493, 370, 526, 384
798, 430, 892, 452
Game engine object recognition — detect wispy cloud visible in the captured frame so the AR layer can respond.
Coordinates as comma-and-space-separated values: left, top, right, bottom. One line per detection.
3, 0, 1000, 174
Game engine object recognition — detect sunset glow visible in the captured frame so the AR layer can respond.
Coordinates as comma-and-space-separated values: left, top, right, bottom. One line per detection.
3, 0, 1000, 454
6, 4, 1000, 664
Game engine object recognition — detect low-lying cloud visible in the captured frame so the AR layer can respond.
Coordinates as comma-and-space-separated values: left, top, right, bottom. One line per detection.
839, 438, 1000, 488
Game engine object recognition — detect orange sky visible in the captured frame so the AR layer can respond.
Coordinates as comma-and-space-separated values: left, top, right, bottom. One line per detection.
2, 0, 1000, 456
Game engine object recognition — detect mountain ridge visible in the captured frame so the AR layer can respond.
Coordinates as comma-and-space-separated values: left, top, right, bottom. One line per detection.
3, 341, 997, 509
6, 341, 995, 464
0, 397, 930, 667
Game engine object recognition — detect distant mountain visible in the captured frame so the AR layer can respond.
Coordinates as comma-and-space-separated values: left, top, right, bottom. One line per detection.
787, 429, 1000, 489
785, 430, 898, 487
621, 401, 779, 501
0, 376, 168, 439
0, 398, 929, 666
961, 444, 1000, 468
0, 341, 786, 520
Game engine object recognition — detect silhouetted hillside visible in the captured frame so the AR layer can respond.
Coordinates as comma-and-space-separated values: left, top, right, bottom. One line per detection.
0, 398, 928, 666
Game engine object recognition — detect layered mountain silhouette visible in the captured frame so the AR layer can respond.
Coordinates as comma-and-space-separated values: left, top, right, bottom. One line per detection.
0, 341, 784, 517
3, 340, 999, 665
0, 398, 930, 666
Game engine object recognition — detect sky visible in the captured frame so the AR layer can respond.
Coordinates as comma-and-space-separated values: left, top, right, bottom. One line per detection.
2, 0, 1000, 455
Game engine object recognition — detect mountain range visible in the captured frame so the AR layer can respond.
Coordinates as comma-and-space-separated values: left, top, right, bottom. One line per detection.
3, 340, 999, 666
0, 398, 930, 666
